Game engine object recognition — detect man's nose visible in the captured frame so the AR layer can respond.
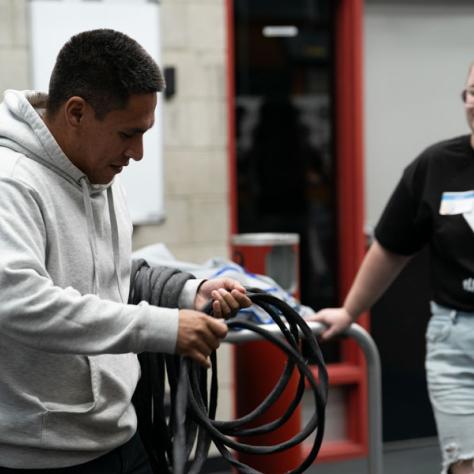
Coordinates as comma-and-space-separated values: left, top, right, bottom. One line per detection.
126, 137, 144, 161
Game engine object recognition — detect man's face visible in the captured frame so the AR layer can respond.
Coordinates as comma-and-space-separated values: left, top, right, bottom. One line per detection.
464, 66, 474, 135
72, 93, 157, 184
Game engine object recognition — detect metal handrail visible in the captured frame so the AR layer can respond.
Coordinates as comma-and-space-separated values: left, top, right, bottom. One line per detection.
225, 321, 383, 474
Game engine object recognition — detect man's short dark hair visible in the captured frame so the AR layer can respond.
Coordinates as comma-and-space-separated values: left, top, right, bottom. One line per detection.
47, 29, 165, 119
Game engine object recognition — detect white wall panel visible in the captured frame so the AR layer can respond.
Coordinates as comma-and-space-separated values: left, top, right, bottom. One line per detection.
29, 0, 164, 224
364, 1, 474, 228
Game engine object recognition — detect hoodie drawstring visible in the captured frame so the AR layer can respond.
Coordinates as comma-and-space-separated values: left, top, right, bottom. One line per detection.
107, 186, 125, 303
80, 177, 100, 295
80, 179, 124, 301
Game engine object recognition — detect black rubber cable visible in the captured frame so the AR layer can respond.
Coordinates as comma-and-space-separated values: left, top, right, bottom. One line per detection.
130, 263, 328, 473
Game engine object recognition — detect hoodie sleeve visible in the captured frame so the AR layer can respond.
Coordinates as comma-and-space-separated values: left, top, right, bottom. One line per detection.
129, 259, 204, 309
0, 177, 182, 355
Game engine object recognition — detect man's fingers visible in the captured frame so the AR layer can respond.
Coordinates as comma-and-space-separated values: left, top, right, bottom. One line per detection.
212, 287, 252, 316
211, 289, 232, 315
188, 351, 211, 368
197, 278, 251, 317
221, 278, 246, 293
176, 311, 227, 366
207, 316, 228, 338
221, 288, 240, 312
193, 332, 219, 355
188, 315, 226, 350
231, 289, 252, 308
212, 300, 223, 319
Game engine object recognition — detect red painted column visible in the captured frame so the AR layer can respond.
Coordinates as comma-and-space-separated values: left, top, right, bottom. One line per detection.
225, 0, 238, 238
335, 0, 365, 297
335, 0, 369, 452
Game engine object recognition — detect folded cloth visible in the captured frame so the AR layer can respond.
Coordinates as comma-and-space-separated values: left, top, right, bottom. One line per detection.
132, 243, 315, 324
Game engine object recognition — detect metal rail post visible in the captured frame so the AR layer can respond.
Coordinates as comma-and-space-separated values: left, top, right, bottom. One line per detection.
225, 322, 383, 474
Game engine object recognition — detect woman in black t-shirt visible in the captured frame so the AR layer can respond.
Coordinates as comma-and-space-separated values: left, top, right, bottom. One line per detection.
309, 65, 474, 474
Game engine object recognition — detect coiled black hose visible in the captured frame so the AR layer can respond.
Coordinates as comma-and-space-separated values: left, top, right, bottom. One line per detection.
130, 262, 328, 474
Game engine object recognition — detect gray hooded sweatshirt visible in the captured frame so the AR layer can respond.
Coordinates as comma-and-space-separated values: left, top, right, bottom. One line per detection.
0, 90, 199, 468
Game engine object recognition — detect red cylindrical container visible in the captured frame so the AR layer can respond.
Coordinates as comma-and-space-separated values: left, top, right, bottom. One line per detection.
231, 233, 302, 473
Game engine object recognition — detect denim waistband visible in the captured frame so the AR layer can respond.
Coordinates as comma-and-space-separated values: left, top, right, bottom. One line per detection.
430, 301, 474, 324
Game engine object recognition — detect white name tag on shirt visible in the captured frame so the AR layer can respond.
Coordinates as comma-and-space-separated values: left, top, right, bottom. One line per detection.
440, 191, 474, 233
439, 191, 474, 215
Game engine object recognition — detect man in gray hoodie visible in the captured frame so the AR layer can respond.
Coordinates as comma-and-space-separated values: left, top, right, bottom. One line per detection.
0, 29, 250, 473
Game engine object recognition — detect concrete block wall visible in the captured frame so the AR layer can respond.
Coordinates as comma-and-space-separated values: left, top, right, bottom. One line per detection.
0, 0, 29, 93
132, 0, 231, 266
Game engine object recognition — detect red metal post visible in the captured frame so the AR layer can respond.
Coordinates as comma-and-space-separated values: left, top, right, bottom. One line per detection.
225, 0, 238, 238
334, 0, 368, 455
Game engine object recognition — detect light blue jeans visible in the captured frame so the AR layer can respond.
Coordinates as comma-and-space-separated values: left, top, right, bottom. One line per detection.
426, 301, 474, 474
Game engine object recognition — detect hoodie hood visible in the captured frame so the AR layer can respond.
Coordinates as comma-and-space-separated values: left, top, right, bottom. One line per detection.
0, 89, 90, 188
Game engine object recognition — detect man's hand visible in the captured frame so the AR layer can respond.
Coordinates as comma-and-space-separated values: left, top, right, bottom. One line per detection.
306, 307, 353, 341
176, 310, 229, 368
195, 278, 252, 318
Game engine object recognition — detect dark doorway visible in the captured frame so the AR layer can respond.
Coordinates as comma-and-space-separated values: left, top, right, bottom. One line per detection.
233, 0, 338, 320
371, 247, 437, 441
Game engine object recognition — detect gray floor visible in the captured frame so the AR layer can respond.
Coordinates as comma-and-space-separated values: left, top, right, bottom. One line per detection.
209, 437, 442, 473
308, 438, 441, 474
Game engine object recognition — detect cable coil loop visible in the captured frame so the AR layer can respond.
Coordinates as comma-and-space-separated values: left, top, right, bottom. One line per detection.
130, 263, 328, 474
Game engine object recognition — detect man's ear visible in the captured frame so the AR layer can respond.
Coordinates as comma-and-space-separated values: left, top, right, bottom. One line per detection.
63, 96, 88, 128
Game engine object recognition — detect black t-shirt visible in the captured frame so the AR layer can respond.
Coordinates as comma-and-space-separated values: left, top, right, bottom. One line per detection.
375, 135, 474, 311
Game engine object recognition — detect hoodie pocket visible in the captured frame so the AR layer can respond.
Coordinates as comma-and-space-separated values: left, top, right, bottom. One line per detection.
41, 356, 98, 446
0, 396, 46, 444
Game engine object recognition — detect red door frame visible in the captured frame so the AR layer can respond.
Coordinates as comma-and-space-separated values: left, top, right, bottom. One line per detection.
225, 0, 368, 463
324, 0, 369, 460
